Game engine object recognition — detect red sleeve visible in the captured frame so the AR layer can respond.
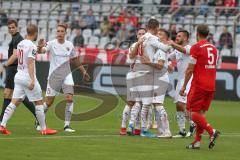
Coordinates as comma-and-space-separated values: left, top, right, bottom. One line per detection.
190, 44, 199, 59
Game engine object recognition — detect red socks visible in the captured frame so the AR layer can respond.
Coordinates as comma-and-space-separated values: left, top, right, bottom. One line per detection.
191, 112, 214, 136
194, 125, 204, 142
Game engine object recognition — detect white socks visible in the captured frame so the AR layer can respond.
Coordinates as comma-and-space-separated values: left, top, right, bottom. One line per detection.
128, 102, 141, 127
141, 104, 151, 131
147, 106, 153, 128
155, 105, 171, 135
1, 103, 16, 127
43, 102, 48, 113
35, 105, 47, 130
64, 102, 73, 127
121, 104, 131, 128
176, 111, 186, 132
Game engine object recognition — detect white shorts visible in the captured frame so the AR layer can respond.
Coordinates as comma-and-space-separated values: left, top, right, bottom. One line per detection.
46, 74, 74, 97
12, 78, 43, 102
126, 71, 140, 102
174, 77, 192, 104
152, 72, 169, 104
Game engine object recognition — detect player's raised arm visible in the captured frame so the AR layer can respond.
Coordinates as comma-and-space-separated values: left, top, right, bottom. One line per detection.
168, 40, 187, 54
37, 39, 50, 54
70, 49, 91, 82
129, 28, 146, 59
148, 36, 171, 53
129, 36, 144, 59
168, 30, 191, 54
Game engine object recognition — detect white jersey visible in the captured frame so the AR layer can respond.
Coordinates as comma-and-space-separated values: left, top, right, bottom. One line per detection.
169, 45, 191, 81
133, 32, 171, 72
45, 39, 76, 78
15, 39, 37, 81
127, 42, 137, 71
153, 49, 168, 69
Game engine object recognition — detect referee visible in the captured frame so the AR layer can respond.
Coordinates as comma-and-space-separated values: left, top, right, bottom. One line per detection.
0, 19, 38, 128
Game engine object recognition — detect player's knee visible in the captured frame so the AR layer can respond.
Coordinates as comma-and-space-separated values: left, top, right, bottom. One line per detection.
176, 102, 185, 111
65, 94, 73, 103
3, 89, 13, 99
127, 101, 135, 107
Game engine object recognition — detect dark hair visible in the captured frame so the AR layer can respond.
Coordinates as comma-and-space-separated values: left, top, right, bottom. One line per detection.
159, 28, 170, 38
197, 24, 209, 38
146, 18, 159, 30
27, 24, 38, 35
7, 19, 18, 27
137, 27, 146, 32
57, 23, 68, 31
177, 30, 190, 39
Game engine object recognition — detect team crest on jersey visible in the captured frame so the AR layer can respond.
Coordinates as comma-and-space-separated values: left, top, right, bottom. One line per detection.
66, 47, 70, 51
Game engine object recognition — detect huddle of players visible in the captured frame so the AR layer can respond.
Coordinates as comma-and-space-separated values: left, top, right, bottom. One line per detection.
120, 18, 220, 149
0, 20, 90, 135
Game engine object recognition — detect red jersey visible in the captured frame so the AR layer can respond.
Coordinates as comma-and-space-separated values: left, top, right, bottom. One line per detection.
190, 40, 218, 91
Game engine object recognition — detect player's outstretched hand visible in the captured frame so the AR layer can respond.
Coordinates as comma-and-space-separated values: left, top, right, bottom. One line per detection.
83, 72, 91, 82
137, 37, 145, 45
167, 40, 175, 46
179, 86, 186, 96
28, 81, 35, 90
37, 39, 46, 52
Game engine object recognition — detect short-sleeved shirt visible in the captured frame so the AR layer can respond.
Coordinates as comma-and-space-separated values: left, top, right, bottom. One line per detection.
169, 45, 191, 81
45, 39, 76, 78
8, 32, 24, 66
153, 49, 168, 68
15, 39, 37, 80
189, 40, 218, 91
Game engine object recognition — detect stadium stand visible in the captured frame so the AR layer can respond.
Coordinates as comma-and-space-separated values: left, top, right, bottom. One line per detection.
0, 0, 240, 68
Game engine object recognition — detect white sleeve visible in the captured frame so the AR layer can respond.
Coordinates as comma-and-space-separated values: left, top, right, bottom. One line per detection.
155, 49, 166, 61
70, 43, 77, 58
185, 45, 191, 55
45, 41, 52, 52
148, 37, 171, 52
189, 56, 197, 64
168, 51, 176, 60
28, 46, 37, 59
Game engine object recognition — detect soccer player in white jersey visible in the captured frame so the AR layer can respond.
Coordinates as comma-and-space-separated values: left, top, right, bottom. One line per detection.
37, 24, 90, 132
168, 30, 196, 138
0, 24, 57, 135
135, 19, 171, 137
141, 28, 172, 138
120, 28, 146, 136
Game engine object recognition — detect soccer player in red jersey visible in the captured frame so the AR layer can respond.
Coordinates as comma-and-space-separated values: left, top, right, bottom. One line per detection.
180, 24, 220, 149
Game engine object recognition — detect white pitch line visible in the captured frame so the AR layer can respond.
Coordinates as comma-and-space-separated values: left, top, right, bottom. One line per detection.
0, 134, 119, 140
0, 133, 240, 140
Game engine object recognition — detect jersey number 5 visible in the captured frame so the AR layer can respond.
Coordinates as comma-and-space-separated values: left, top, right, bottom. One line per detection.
207, 47, 214, 65
18, 49, 24, 65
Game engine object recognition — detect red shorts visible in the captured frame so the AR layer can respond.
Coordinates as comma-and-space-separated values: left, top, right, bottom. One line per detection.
187, 86, 215, 112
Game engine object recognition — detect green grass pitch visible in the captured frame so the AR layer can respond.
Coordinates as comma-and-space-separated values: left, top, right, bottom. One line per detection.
0, 90, 239, 160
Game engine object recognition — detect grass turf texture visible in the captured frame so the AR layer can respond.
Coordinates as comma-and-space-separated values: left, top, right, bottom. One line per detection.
0, 90, 239, 160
